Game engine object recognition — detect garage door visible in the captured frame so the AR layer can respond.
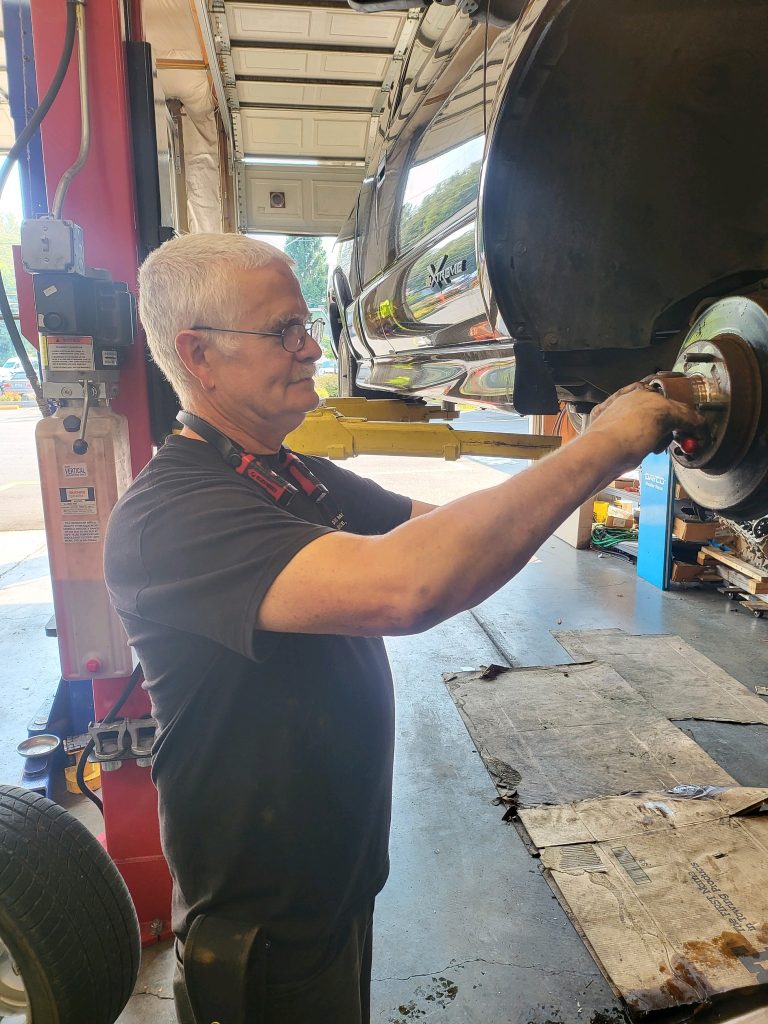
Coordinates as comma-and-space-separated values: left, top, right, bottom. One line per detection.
215, 0, 416, 235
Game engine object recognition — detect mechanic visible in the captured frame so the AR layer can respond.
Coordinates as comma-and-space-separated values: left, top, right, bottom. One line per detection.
104, 232, 705, 1024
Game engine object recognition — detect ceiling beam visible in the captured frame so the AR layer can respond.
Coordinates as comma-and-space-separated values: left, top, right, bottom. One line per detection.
243, 153, 364, 164
236, 74, 382, 87
231, 39, 394, 55
156, 58, 208, 70
239, 101, 371, 112
227, 0, 352, 6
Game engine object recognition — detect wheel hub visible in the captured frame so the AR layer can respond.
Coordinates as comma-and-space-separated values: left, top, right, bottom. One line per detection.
0, 935, 29, 1023
647, 295, 768, 518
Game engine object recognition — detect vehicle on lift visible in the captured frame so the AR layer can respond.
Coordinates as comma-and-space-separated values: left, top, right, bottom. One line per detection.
329, 0, 768, 519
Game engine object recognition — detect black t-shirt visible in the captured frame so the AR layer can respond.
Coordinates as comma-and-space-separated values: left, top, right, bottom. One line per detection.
104, 435, 412, 939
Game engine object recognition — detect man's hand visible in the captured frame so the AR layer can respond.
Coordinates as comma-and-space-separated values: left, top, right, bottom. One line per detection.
588, 382, 707, 468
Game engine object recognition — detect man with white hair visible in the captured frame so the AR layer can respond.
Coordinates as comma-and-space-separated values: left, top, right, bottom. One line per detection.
105, 232, 703, 1024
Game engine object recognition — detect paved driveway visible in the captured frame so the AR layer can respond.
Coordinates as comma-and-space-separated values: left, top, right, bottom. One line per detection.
0, 406, 44, 531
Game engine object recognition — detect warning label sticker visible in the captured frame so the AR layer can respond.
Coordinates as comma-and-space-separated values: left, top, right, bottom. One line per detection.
59, 486, 97, 516
63, 463, 88, 479
101, 350, 118, 367
46, 336, 95, 372
63, 520, 101, 544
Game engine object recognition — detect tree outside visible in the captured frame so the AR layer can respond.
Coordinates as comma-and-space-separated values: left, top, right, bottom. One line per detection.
284, 235, 328, 311
399, 160, 481, 254
283, 235, 337, 362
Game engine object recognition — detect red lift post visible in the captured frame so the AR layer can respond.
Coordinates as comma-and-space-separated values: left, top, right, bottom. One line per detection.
25, 0, 171, 942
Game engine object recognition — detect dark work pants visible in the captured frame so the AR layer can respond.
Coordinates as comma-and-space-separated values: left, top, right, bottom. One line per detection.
174, 901, 375, 1024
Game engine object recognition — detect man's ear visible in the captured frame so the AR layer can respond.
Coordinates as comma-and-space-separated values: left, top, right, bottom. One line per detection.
175, 330, 216, 392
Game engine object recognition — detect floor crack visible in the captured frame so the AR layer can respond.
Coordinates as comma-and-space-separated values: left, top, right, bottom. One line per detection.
0, 544, 46, 583
374, 957, 591, 982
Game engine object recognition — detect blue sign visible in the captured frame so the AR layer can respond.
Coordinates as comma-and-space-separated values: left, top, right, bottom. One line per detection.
637, 450, 674, 590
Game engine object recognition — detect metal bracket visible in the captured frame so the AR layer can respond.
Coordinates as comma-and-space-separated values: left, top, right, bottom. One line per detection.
42, 380, 116, 401
87, 716, 157, 767
192, 0, 234, 147
286, 402, 560, 461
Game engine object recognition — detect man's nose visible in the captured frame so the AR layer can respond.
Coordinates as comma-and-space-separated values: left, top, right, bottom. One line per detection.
300, 333, 323, 360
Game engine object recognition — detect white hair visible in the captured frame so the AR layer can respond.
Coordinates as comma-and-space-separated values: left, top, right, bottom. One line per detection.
138, 233, 294, 403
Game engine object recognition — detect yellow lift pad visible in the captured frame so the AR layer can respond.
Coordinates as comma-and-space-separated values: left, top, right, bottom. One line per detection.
287, 403, 561, 462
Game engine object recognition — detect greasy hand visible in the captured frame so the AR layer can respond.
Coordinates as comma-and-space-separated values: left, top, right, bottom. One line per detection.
588, 382, 708, 467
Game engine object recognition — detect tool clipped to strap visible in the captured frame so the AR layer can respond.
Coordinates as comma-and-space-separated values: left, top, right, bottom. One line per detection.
281, 449, 328, 504
234, 452, 297, 508
175, 411, 347, 528
177, 410, 298, 509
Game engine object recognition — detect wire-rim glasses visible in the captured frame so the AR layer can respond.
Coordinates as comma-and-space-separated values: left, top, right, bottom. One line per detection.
191, 318, 325, 353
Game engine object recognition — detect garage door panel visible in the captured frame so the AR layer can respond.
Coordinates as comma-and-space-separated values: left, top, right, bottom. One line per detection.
245, 163, 363, 234
322, 52, 388, 79
314, 115, 368, 151
227, 3, 402, 48
242, 107, 369, 158
233, 47, 312, 76
233, 47, 388, 82
242, 110, 305, 153
228, 5, 312, 40
237, 80, 378, 109
324, 10, 401, 45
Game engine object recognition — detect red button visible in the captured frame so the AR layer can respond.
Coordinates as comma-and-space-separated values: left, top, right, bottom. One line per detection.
85, 658, 101, 674
679, 436, 700, 455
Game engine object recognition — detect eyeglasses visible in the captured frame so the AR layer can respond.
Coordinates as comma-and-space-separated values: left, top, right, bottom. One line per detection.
191, 318, 325, 353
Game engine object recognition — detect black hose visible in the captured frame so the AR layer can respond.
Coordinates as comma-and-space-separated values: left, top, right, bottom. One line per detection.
76, 664, 144, 813
0, 0, 77, 197
0, 0, 78, 414
0, 270, 47, 414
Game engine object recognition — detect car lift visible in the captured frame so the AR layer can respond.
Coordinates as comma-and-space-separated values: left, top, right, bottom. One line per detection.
288, 399, 560, 461
9, 0, 560, 944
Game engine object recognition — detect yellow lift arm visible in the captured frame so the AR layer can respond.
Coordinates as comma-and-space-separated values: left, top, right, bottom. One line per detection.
287, 400, 561, 462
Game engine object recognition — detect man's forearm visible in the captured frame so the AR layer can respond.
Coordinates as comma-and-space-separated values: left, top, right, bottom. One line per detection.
257, 386, 703, 637
384, 429, 627, 631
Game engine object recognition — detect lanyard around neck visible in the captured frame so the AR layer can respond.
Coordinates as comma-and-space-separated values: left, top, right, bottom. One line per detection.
176, 411, 346, 529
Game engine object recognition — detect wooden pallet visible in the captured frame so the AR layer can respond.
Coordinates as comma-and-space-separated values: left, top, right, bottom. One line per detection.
697, 546, 768, 594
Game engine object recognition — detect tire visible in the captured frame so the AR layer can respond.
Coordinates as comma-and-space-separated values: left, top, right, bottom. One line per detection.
337, 329, 361, 398
327, 299, 341, 359
0, 785, 140, 1023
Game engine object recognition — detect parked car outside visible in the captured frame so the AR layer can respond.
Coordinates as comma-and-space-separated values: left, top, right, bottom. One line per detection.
0, 356, 22, 383
5, 368, 35, 401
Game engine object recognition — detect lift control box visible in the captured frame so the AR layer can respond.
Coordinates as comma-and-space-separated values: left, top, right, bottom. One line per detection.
20, 216, 84, 275
33, 272, 135, 366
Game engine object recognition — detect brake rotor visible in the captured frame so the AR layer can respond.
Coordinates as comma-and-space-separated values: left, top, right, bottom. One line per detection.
647, 295, 768, 518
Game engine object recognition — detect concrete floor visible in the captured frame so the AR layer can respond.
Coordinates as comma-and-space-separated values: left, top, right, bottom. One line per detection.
2, 409, 768, 1023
